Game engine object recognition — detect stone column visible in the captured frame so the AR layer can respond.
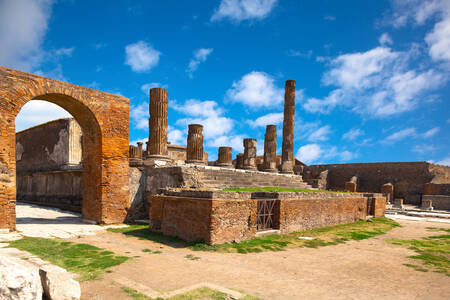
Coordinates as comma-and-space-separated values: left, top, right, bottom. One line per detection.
137, 142, 143, 159
263, 125, 277, 172
381, 183, 394, 204
235, 153, 244, 169
243, 138, 257, 170
345, 181, 357, 193
217, 146, 232, 167
148, 88, 169, 158
186, 124, 204, 164
281, 80, 296, 173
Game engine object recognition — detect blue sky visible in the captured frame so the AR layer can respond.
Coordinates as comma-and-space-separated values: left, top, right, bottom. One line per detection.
1, 0, 449, 165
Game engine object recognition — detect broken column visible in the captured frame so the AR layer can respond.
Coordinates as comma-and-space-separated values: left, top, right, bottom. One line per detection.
217, 146, 232, 167
148, 88, 169, 159
235, 153, 244, 169
381, 183, 394, 204
345, 181, 357, 192
263, 125, 277, 172
242, 138, 257, 170
281, 80, 296, 173
186, 124, 204, 164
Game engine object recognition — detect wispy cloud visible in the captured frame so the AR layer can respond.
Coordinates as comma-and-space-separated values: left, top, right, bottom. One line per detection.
342, 128, 365, 141
211, 0, 277, 23
125, 41, 161, 72
186, 48, 213, 78
248, 112, 283, 128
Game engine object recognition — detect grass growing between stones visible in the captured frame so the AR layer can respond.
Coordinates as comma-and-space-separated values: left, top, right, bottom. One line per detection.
388, 228, 450, 276
223, 186, 347, 193
8, 237, 130, 281
121, 286, 262, 300
190, 217, 399, 254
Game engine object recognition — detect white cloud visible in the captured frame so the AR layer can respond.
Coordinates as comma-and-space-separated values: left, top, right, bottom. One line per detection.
211, 0, 277, 22
125, 41, 161, 72
208, 135, 245, 152
130, 102, 148, 130
140, 82, 168, 94
436, 157, 450, 166
168, 126, 185, 145
342, 128, 364, 141
226, 71, 284, 108
53, 47, 74, 57
384, 128, 417, 143
304, 46, 446, 117
422, 127, 440, 138
412, 144, 438, 154
186, 48, 213, 78
307, 125, 331, 142
324, 15, 336, 21
174, 99, 233, 139
296, 143, 356, 164
426, 16, 450, 62
296, 144, 323, 164
248, 112, 283, 128
0, 0, 53, 71
379, 33, 393, 45
15, 100, 71, 132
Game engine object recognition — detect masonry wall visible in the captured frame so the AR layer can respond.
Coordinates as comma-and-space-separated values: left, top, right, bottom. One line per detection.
17, 169, 82, 212
304, 162, 450, 205
150, 190, 386, 245
16, 118, 82, 172
422, 195, 450, 210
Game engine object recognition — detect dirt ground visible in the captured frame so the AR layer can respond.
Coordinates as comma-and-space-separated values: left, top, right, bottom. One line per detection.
75, 218, 450, 300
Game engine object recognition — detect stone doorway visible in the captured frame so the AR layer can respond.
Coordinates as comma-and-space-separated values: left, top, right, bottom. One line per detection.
0, 66, 130, 231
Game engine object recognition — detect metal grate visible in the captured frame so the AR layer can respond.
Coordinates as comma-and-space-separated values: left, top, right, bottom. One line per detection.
256, 199, 276, 231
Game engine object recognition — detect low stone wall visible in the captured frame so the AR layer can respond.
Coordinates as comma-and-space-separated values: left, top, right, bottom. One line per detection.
17, 169, 82, 212
422, 195, 450, 210
423, 183, 450, 196
150, 190, 386, 245
146, 165, 312, 194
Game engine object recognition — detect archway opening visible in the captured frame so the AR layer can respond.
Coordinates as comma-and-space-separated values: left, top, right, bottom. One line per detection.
13, 94, 103, 231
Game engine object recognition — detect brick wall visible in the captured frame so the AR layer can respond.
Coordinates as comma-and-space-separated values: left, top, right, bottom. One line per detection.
150, 190, 386, 245
303, 162, 450, 205
422, 195, 450, 210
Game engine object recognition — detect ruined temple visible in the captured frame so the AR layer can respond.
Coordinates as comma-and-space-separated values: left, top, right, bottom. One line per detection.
2, 66, 448, 245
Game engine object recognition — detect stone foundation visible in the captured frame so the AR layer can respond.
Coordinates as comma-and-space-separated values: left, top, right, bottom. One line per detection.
150, 189, 386, 245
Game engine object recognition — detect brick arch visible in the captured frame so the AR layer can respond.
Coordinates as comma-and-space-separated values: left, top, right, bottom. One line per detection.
0, 66, 130, 230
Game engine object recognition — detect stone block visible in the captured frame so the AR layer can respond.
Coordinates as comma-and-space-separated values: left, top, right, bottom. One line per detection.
393, 198, 404, 209
421, 199, 433, 211
345, 181, 357, 192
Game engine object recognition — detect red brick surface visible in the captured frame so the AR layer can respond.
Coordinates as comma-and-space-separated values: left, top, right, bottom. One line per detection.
0, 66, 130, 229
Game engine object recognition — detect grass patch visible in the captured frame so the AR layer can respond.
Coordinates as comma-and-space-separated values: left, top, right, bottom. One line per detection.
389, 228, 450, 276
223, 186, 347, 193
184, 254, 200, 261
190, 217, 399, 254
142, 248, 163, 254
404, 264, 429, 272
107, 225, 187, 247
121, 286, 261, 300
8, 237, 130, 281
426, 227, 450, 233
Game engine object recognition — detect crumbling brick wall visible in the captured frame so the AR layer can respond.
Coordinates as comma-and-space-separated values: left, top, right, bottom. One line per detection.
303, 162, 450, 205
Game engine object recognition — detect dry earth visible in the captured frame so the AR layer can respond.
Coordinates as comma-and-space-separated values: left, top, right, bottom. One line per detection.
73, 218, 450, 300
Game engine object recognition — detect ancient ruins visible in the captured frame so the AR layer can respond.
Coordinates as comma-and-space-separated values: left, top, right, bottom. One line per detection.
1, 65, 449, 244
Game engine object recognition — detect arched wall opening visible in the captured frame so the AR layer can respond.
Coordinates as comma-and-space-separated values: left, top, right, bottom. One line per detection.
15, 100, 91, 216
0, 67, 130, 231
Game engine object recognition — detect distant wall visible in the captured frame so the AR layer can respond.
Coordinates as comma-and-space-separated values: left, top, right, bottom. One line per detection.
303, 162, 450, 205
17, 169, 82, 212
422, 195, 450, 210
16, 118, 83, 212
16, 118, 82, 172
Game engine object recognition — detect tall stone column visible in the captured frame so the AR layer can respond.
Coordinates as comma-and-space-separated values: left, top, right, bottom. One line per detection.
148, 88, 169, 158
243, 138, 257, 170
263, 125, 277, 172
281, 80, 296, 173
217, 146, 232, 167
186, 124, 204, 164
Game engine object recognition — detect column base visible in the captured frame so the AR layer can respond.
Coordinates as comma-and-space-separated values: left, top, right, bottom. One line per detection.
129, 158, 144, 167
144, 155, 173, 167
215, 163, 233, 168
242, 166, 257, 170
185, 159, 206, 164
263, 168, 278, 173
280, 161, 294, 174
